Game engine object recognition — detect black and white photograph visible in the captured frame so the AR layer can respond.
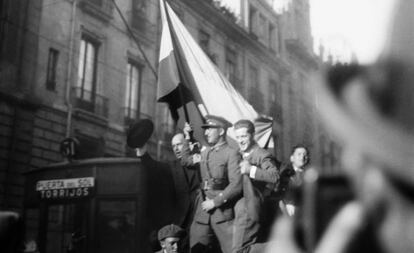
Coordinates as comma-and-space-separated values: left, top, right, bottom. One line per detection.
1, 0, 412, 253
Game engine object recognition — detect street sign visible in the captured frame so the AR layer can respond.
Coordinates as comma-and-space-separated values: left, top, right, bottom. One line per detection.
60, 137, 79, 160
36, 177, 95, 200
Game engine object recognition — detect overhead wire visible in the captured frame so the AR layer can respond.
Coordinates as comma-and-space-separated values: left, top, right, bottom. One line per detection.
110, 0, 158, 81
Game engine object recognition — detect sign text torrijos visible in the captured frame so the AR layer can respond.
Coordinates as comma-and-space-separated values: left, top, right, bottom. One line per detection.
36, 177, 95, 200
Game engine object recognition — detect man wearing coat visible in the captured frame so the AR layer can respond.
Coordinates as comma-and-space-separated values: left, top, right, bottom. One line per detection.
170, 133, 201, 250
277, 145, 310, 216
127, 119, 199, 252
232, 119, 280, 253
189, 115, 242, 253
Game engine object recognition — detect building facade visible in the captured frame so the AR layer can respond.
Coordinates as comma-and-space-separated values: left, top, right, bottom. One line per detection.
0, 0, 338, 213
169, 0, 328, 162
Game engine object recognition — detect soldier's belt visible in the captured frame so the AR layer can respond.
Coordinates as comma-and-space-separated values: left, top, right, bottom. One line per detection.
202, 178, 228, 191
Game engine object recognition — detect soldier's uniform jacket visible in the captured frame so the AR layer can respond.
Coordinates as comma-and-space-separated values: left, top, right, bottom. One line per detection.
194, 141, 242, 224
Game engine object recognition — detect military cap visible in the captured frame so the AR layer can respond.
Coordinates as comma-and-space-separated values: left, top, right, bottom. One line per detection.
126, 119, 154, 148
201, 115, 232, 129
157, 224, 185, 241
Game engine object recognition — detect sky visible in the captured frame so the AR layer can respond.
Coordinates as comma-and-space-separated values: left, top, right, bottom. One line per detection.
221, 0, 397, 64
310, 0, 397, 64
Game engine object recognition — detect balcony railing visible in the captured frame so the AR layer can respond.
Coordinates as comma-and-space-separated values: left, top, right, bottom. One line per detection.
72, 87, 109, 118
79, 0, 113, 22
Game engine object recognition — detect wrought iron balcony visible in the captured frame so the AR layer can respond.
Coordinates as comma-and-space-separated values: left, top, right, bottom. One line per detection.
72, 87, 109, 118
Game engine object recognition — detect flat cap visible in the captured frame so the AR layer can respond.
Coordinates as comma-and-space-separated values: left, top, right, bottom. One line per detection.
201, 115, 232, 129
126, 119, 154, 148
157, 224, 185, 241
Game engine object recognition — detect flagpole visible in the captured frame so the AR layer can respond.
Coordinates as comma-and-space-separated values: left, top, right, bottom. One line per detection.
163, 0, 191, 124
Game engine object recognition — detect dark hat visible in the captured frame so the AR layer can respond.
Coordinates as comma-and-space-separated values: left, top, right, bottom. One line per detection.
157, 224, 185, 241
201, 115, 232, 129
313, 0, 414, 184
126, 119, 154, 148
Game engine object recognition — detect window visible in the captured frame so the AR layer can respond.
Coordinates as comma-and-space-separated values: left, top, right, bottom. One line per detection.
124, 61, 143, 122
199, 30, 217, 63
76, 36, 99, 102
249, 65, 258, 88
268, 24, 277, 51
131, 0, 148, 32
248, 65, 264, 112
45, 204, 88, 253
97, 200, 136, 253
248, 6, 258, 35
259, 15, 266, 40
199, 30, 210, 53
269, 79, 282, 123
269, 79, 277, 104
46, 48, 59, 91
225, 48, 237, 86
162, 106, 174, 142
74, 35, 108, 117
79, 0, 113, 22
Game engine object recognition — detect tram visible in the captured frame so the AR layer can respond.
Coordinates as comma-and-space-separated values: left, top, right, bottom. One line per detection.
23, 157, 175, 253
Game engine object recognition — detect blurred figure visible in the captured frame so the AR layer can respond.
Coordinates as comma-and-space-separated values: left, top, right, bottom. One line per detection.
278, 145, 310, 216
157, 224, 186, 253
0, 211, 24, 253
265, 1, 414, 252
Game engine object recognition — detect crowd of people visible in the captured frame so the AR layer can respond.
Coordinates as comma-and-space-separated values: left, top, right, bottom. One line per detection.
3, 2, 414, 252
126, 1, 414, 253
127, 116, 309, 253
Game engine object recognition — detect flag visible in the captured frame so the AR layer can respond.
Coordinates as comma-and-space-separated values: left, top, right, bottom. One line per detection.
157, 0, 274, 148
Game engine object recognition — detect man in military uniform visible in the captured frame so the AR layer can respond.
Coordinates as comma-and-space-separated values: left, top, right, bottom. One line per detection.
157, 224, 186, 253
233, 119, 280, 253
189, 115, 242, 253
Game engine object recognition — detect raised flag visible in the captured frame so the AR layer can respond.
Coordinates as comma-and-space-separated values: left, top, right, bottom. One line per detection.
157, 0, 274, 148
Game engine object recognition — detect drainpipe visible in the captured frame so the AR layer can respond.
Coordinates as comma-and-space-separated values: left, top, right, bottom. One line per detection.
65, 0, 77, 138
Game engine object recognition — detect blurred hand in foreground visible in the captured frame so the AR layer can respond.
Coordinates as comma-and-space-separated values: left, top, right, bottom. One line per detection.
265, 202, 364, 253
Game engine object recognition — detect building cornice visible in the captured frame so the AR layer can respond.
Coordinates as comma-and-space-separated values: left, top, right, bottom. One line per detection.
285, 39, 319, 70
0, 90, 42, 110
178, 0, 291, 75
